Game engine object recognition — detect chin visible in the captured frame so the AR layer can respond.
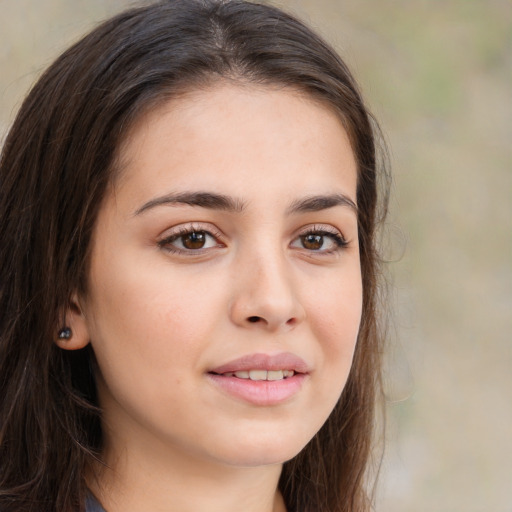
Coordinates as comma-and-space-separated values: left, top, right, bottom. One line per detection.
207, 429, 312, 468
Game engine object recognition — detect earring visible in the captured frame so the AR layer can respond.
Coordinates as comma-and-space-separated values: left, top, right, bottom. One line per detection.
58, 327, 73, 340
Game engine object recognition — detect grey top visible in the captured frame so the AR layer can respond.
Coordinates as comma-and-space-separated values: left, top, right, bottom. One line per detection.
85, 493, 106, 512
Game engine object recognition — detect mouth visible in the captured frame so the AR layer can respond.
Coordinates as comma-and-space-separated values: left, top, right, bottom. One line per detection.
207, 352, 309, 406
209, 369, 297, 381
209, 351, 310, 375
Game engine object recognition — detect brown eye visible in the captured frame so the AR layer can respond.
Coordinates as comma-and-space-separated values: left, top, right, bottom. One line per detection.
291, 228, 348, 254
159, 228, 221, 253
181, 231, 207, 249
301, 234, 323, 250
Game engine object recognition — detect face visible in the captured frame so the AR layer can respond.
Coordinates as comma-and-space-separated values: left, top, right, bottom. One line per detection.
72, 83, 362, 469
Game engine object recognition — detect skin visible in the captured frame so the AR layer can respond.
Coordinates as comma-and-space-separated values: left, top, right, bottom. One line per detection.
60, 83, 362, 512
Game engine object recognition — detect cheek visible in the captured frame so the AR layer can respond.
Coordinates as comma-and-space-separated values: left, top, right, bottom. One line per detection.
83, 262, 229, 427
86, 265, 225, 361
304, 263, 363, 407
311, 268, 362, 352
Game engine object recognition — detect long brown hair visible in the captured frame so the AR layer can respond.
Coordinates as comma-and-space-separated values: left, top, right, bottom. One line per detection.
0, 1, 389, 511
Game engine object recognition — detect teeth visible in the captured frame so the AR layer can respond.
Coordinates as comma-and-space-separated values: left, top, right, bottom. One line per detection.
249, 370, 267, 381
224, 370, 295, 380
267, 370, 284, 381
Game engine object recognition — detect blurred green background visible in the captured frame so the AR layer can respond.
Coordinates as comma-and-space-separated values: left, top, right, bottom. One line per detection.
1, 1, 510, 510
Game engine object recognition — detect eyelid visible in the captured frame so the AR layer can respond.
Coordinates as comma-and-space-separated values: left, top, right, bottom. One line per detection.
157, 222, 226, 254
295, 224, 347, 241
291, 224, 349, 253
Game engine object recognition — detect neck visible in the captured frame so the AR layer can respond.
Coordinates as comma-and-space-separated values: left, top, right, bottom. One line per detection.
87, 431, 287, 512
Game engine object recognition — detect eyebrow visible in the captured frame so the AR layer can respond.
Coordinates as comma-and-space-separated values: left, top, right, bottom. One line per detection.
286, 193, 358, 215
134, 191, 246, 216
134, 191, 357, 216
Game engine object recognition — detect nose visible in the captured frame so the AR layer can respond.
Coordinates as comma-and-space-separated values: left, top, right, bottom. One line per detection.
229, 249, 306, 332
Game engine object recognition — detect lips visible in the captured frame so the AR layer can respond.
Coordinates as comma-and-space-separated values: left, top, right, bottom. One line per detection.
209, 352, 310, 375
207, 352, 310, 406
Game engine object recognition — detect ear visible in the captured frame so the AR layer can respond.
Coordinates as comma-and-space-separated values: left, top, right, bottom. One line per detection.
54, 294, 91, 350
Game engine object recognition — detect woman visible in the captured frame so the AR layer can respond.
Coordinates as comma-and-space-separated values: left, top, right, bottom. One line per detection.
0, 1, 389, 511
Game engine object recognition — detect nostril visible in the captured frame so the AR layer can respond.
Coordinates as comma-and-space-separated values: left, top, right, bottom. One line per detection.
248, 316, 261, 323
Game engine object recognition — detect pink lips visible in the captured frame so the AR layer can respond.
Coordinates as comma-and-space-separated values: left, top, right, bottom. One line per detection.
207, 352, 310, 406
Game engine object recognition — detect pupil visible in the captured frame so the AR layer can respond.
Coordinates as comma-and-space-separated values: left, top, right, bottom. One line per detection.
302, 234, 323, 250
183, 231, 206, 249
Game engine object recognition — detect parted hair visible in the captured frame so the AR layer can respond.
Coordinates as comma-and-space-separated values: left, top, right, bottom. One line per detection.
0, 1, 389, 511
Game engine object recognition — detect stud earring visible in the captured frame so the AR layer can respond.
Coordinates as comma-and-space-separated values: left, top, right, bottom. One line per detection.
58, 327, 73, 340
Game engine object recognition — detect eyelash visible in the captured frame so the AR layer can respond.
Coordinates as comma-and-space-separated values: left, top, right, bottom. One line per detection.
294, 225, 349, 254
158, 224, 225, 255
157, 223, 348, 256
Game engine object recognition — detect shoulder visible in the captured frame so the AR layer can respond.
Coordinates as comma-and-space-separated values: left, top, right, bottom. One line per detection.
85, 493, 106, 512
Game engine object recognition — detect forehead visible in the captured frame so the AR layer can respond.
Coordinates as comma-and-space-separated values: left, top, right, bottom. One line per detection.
112, 82, 358, 205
